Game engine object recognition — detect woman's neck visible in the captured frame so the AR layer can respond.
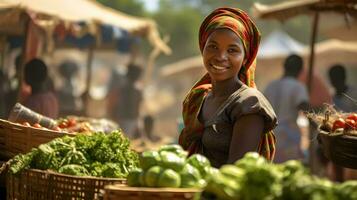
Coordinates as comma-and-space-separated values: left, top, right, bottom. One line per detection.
210, 76, 242, 97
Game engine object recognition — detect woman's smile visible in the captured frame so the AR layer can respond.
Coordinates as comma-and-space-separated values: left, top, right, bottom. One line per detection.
211, 63, 230, 72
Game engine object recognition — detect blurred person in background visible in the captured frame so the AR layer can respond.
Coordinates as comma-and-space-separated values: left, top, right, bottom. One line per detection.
23, 58, 59, 119
110, 63, 144, 139
327, 64, 357, 181
329, 64, 357, 113
107, 67, 126, 119
57, 60, 83, 117
264, 54, 310, 163
5, 54, 31, 116
143, 114, 160, 142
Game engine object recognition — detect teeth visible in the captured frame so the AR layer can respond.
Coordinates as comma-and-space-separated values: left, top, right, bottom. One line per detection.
212, 65, 227, 70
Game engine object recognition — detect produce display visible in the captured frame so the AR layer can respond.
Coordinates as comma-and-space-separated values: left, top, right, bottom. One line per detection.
127, 144, 210, 189
15, 116, 119, 134
8, 130, 139, 178
313, 108, 357, 135
202, 152, 357, 200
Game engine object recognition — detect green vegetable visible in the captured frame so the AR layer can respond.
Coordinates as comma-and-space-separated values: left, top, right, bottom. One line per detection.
179, 163, 202, 188
186, 154, 211, 178
9, 149, 37, 174
219, 165, 245, 180
234, 152, 267, 169
159, 151, 185, 171
31, 144, 60, 170
159, 144, 187, 159
127, 168, 142, 187
157, 169, 181, 188
145, 166, 164, 187
139, 151, 161, 170
205, 171, 241, 200
8, 130, 139, 178
58, 164, 89, 176
101, 162, 125, 178
336, 181, 357, 200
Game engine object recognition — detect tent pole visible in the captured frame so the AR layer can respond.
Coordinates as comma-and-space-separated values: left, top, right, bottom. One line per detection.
308, 11, 319, 174
307, 12, 319, 94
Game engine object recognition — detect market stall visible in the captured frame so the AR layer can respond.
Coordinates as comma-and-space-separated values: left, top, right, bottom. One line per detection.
0, 0, 171, 107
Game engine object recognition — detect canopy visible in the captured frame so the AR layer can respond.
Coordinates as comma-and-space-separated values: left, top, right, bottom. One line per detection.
0, 0, 171, 54
252, 0, 357, 21
258, 30, 305, 58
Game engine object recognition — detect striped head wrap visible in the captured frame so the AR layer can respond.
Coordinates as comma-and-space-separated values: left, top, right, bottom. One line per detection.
179, 7, 276, 161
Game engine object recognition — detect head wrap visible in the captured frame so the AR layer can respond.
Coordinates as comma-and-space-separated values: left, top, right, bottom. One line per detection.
179, 7, 276, 161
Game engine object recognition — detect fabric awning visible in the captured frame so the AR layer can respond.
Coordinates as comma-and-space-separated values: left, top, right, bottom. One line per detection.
0, 0, 171, 54
252, 0, 357, 21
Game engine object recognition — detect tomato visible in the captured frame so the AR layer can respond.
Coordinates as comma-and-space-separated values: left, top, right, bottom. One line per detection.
58, 121, 68, 129
332, 118, 345, 131
22, 122, 31, 127
52, 126, 62, 131
347, 114, 357, 122
345, 119, 356, 130
33, 123, 42, 128
67, 118, 77, 127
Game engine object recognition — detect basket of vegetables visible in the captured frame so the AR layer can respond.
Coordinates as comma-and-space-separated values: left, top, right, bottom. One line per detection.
0, 118, 72, 159
5, 130, 139, 200
103, 144, 207, 200
310, 107, 357, 169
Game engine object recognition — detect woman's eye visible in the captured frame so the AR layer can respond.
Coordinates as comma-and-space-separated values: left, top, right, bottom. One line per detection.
228, 48, 239, 53
207, 44, 217, 49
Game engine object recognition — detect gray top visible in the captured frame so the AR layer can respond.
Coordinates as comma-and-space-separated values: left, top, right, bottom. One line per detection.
198, 84, 277, 168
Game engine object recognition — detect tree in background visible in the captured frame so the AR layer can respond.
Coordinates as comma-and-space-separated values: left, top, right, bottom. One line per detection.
97, 0, 146, 16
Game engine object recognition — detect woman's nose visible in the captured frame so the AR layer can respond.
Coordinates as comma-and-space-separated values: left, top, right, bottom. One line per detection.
215, 50, 228, 61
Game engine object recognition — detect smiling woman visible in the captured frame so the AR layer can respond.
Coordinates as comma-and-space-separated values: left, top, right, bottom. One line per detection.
178, 7, 278, 168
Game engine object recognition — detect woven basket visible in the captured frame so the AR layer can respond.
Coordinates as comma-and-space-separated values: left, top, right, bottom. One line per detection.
103, 184, 202, 200
0, 119, 72, 160
7, 169, 126, 200
318, 127, 357, 169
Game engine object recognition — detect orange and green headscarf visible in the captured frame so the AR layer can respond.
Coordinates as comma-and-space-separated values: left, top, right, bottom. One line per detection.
179, 7, 276, 161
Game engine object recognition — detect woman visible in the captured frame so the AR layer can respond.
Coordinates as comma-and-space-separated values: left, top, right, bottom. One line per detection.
23, 58, 59, 119
179, 7, 277, 168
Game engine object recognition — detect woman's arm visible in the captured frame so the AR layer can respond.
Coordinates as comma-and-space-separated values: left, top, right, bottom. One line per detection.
227, 114, 264, 163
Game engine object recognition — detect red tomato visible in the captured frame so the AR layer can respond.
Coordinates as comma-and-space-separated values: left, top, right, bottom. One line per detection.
22, 122, 31, 126
332, 118, 345, 131
67, 118, 77, 127
58, 121, 68, 129
345, 119, 356, 130
33, 123, 42, 128
347, 114, 357, 122
52, 126, 61, 131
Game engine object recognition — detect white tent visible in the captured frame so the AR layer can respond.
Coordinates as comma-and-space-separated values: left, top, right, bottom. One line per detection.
258, 30, 305, 58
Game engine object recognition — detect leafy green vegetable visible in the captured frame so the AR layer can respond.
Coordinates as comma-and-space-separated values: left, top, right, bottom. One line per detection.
8, 130, 139, 178
58, 164, 89, 176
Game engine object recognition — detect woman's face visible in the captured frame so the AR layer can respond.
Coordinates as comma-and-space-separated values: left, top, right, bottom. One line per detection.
202, 28, 245, 82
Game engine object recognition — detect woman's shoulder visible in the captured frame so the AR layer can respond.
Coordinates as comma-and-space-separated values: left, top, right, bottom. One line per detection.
232, 85, 268, 103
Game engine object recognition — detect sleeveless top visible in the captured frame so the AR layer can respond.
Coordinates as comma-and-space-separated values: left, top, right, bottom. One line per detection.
198, 84, 277, 167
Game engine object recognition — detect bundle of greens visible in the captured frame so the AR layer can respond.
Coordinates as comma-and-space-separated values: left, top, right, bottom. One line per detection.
9, 130, 139, 178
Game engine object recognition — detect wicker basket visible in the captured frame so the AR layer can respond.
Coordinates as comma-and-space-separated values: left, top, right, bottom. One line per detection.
103, 184, 202, 200
0, 119, 72, 159
318, 127, 357, 169
7, 168, 126, 200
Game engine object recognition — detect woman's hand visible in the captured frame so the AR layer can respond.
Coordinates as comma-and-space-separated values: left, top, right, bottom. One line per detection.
228, 114, 264, 163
